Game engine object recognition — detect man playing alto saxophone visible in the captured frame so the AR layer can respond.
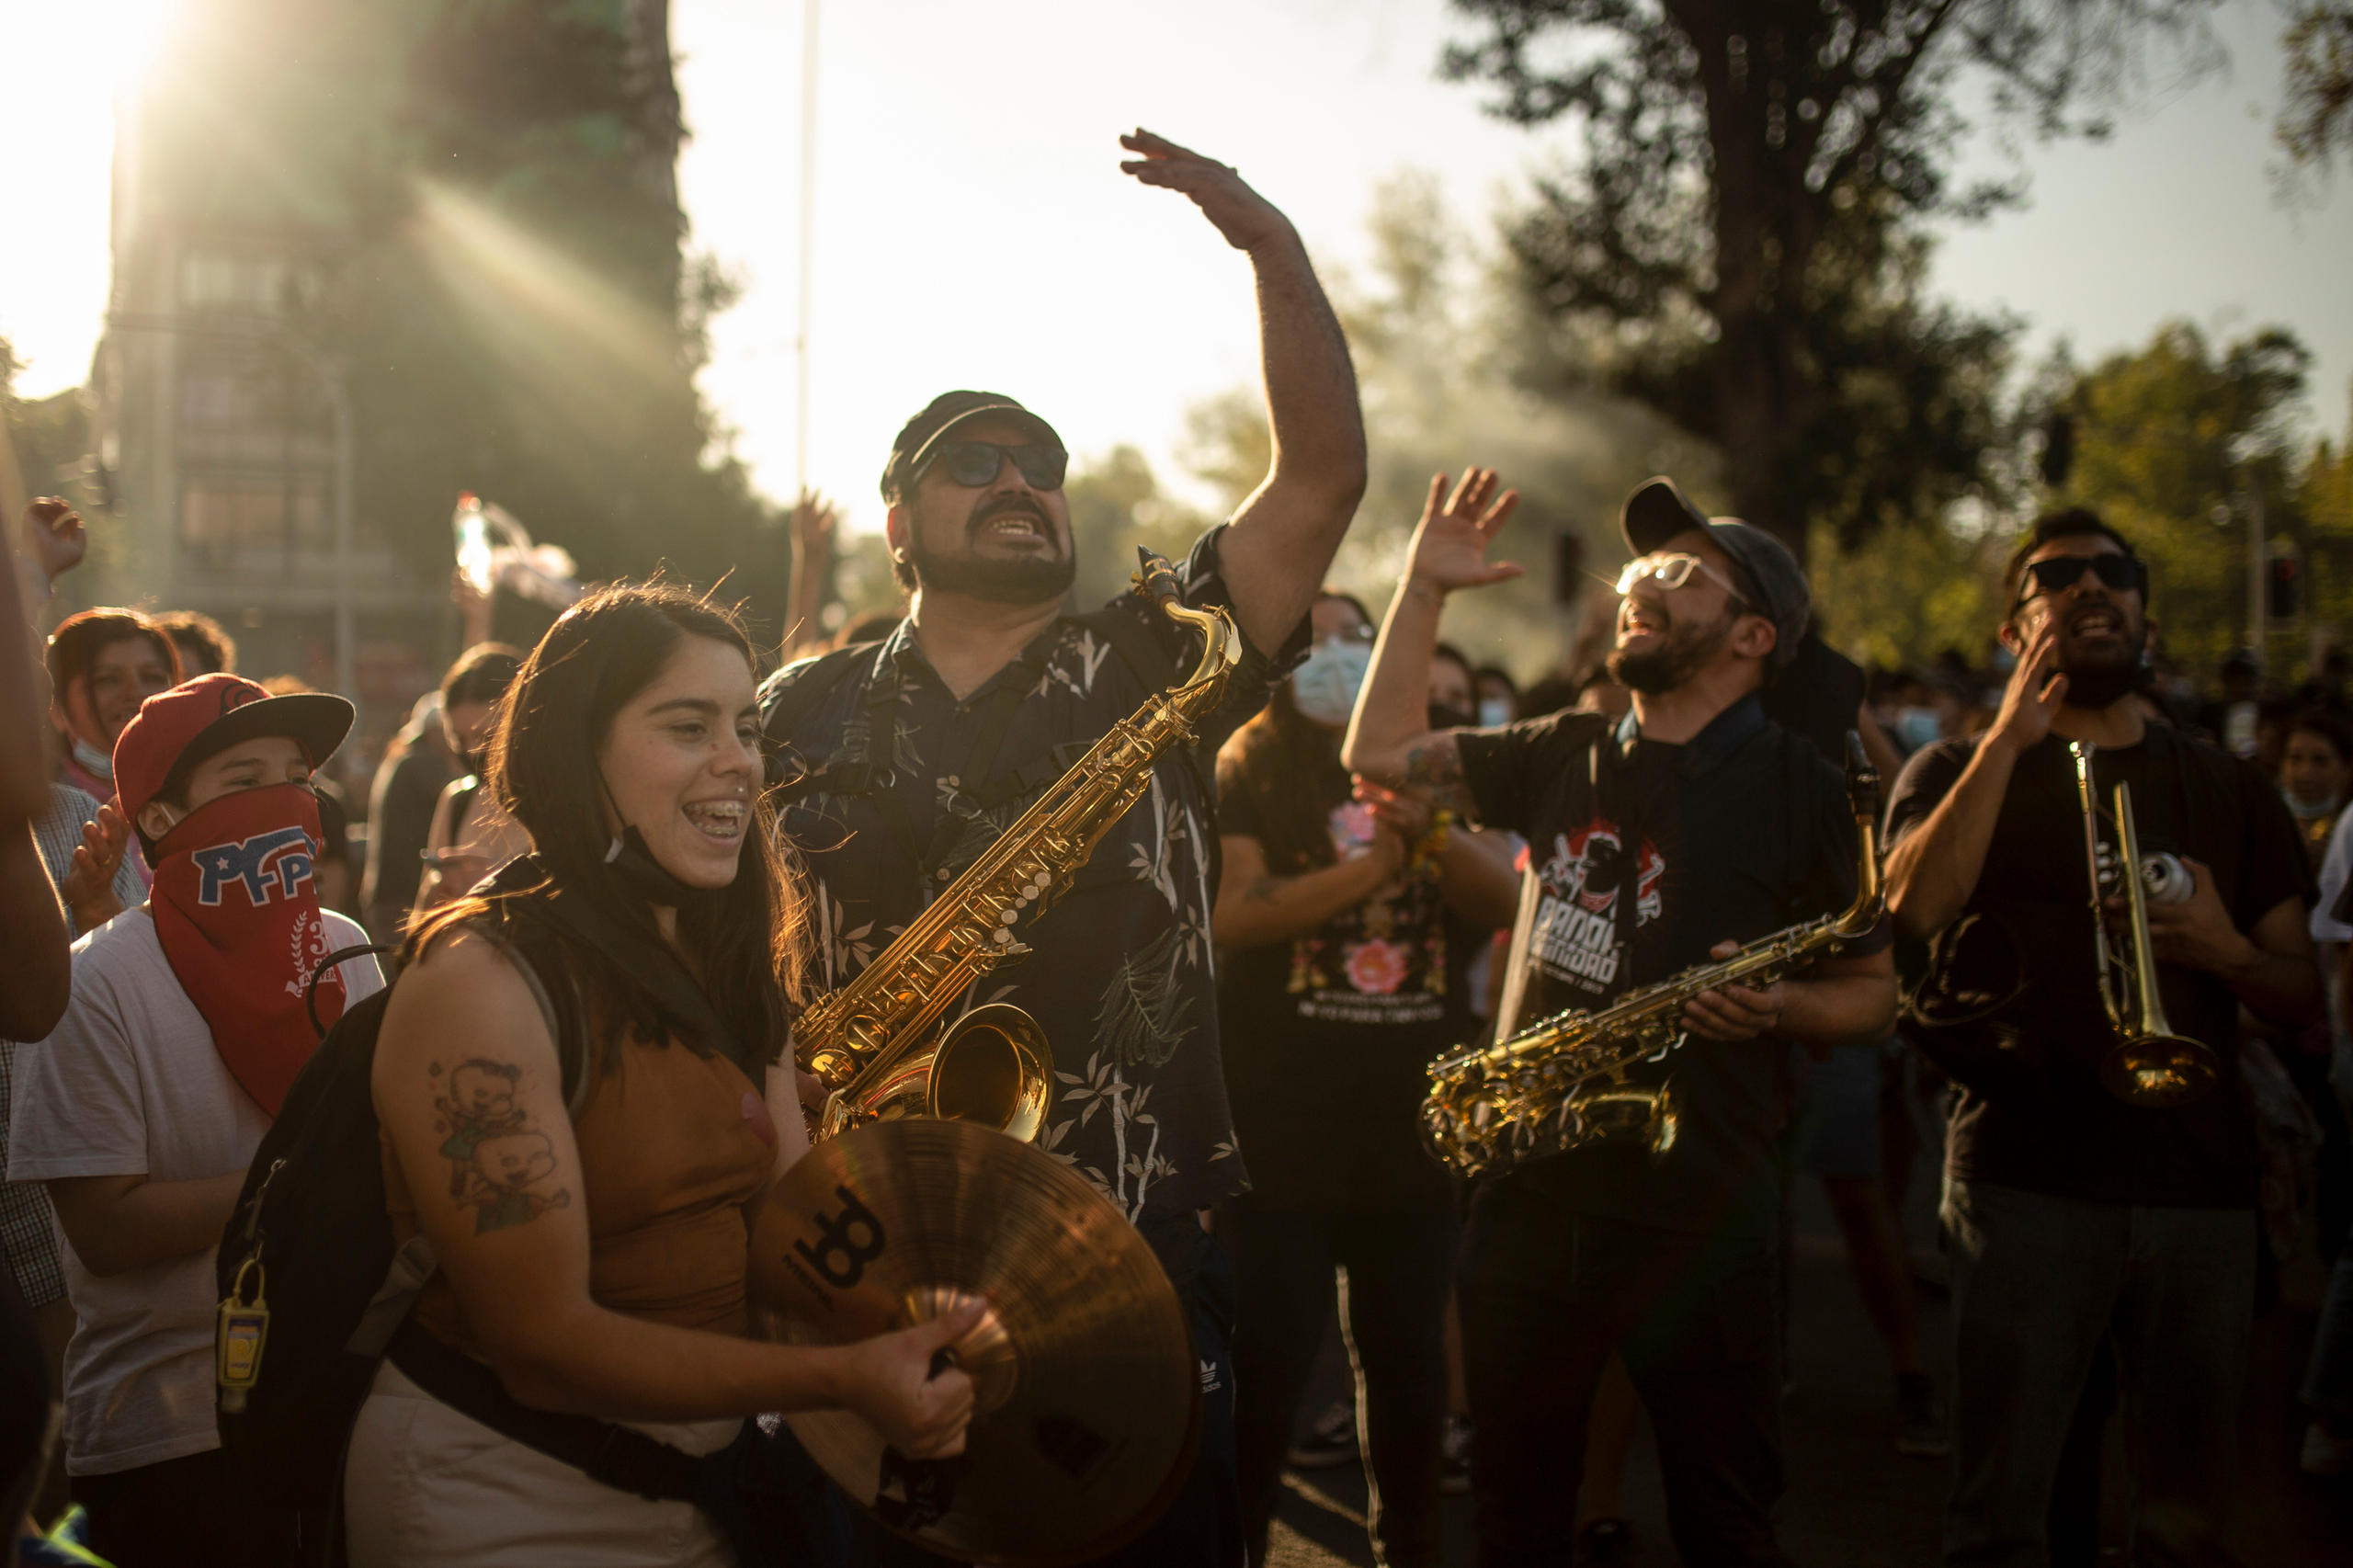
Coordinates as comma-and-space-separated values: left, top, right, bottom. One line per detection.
757, 130, 1365, 1568
1345, 471, 1895, 1568
1881, 508, 2318, 1566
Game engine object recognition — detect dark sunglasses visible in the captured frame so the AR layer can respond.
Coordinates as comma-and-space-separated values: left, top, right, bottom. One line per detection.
2014, 553, 2145, 609
915, 440, 1068, 492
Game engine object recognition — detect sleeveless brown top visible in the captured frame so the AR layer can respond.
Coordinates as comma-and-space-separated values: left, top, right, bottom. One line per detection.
383, 1003, 777, 1355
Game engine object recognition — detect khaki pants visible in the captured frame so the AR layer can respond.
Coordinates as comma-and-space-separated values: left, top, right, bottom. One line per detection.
344, 1358, 740, 1568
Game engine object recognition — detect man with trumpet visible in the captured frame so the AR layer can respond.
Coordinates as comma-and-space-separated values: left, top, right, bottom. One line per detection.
1347, 471, 1896, 1567
1884, 508, 2319, 1565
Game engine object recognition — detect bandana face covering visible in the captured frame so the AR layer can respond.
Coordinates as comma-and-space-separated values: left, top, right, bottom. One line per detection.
149, 781, 345, 1115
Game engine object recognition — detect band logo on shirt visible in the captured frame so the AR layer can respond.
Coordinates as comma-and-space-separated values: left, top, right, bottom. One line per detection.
1529, 821, 1664, 990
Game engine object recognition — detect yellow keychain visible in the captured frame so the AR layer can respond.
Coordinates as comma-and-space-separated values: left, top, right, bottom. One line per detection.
216, 1256, 269, 1414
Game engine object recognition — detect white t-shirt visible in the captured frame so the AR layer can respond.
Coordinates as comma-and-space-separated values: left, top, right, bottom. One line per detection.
2313, 803, 2353, 946
6, 906, 383, 1475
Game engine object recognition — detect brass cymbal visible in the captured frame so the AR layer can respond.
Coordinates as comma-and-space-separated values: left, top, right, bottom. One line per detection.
752, 1119, 1199, 1567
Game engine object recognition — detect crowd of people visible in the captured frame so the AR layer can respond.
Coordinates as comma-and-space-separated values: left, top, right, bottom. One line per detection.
1, 125, 2348, 1568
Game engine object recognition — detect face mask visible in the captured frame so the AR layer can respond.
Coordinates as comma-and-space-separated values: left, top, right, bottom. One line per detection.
72, 735, 114, 784
1476, 698, 1514, 729
1893, 707, 1943, 752
1428, 702, 1474, 732
2284, 785, 2340, 822
147, 781, 345, 1115
1290, 641, 1370, 728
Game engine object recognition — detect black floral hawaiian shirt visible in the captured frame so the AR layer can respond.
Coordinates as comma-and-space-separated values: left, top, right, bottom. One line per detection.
758, 527, 1300, 1222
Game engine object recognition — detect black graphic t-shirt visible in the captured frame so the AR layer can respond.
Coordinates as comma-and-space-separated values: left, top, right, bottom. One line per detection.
1455, 698, 1887, 1231
1217, 757, 1476, 1211
1884, 725, 2313, 1208
758, 527, 1301, 1224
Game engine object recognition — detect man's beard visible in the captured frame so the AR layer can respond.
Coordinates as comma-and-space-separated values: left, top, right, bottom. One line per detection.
1607, 606, 1733, 696
2056, 612, 2147, 709
907, 496, 1075, 607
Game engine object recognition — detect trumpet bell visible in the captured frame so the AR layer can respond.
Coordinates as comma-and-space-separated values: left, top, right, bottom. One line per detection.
2099, 1031, 2222, 1108
822, 1002, 1056, 1143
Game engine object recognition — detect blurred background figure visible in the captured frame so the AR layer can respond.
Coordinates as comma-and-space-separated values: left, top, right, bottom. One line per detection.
151, 611, 236, 680
2281, 710, 2353, 869
411, 642, 527, 918
360, 692, 452, 947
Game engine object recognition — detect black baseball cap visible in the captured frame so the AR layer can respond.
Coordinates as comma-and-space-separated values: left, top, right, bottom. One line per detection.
1620, 476, 1811, 671
880, 391, 1066, 503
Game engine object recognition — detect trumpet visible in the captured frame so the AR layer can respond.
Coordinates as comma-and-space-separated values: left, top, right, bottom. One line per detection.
2069, 741, 2220, 1108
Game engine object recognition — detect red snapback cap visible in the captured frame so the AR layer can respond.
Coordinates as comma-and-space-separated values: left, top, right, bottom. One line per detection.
112, 673, 354, 824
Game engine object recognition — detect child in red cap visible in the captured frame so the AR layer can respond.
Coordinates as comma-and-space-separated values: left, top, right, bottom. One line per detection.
6, 674, 387, 1568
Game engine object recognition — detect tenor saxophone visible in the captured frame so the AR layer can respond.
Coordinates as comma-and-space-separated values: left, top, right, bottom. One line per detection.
1422, 733, 1885, 1180
792, 551, 1244, 1142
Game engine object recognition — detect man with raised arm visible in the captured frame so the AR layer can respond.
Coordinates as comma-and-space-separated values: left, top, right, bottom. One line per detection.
757, 129, 1363, 1568
1881, 507, 2316, 1565
1345, 471, 1894, 1568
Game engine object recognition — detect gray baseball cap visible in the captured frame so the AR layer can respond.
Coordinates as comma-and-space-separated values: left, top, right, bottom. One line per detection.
1620, 476, 1811, 671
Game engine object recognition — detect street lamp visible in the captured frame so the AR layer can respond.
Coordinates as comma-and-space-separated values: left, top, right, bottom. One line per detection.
102, 312, 358, 733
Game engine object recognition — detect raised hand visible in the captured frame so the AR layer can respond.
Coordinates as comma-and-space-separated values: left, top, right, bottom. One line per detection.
791, 489, 837, 557
1118, 129, 1290, 253
1407, 470, 1523, 597
19, 497, 87, 584
59, 802, 131, 930
1986, 622, 2067, 756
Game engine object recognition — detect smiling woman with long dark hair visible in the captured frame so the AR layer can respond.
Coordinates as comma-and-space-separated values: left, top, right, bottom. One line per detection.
347, 583, 982, 1567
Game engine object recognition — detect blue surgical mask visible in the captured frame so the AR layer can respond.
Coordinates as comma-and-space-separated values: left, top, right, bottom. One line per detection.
1477, 698, 1514, 729
1893, 707, 1943, 752
1290, 640, 1370, 727
71, 735, 114, 784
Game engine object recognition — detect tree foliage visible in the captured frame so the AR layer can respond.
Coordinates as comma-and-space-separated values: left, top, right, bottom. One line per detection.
304, 0, 783, 625
1441, 0, 2220, 557
2279, 4, 2353, 175
2050, 322, 2314, 673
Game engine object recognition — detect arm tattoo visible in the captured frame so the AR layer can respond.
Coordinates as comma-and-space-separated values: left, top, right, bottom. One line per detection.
1403, 736, 1477, 819
1244, 875, 1282, 905
429, 1058, 572, 1235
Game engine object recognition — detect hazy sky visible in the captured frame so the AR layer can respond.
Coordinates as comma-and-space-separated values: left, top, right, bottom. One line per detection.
2, 1, 2345, 537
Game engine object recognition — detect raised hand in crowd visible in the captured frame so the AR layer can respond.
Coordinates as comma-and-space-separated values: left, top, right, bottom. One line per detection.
55, 801, 131, 933
1117, 129, 1292, 253
783, 486, 839, 656
1400, 468, 1525, 597
17, 496, 87, 599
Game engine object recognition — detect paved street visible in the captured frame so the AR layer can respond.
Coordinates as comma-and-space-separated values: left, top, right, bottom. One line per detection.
1264, 1185, 2351, 1567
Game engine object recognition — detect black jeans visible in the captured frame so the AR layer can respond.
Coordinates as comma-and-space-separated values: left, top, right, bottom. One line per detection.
847, 1213, 1242, 1568
1222, 1201, 1457, 1568
72, 1446, 246, 1568
1457, 1178, 1789, 1568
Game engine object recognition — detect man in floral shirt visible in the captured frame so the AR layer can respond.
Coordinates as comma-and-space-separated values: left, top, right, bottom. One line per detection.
758, 130, 1364, 1568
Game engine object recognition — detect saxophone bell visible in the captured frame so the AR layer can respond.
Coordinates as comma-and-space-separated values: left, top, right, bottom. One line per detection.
818, 1003, 1055, 1142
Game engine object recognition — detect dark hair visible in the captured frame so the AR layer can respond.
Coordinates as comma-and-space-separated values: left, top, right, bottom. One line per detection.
2001, 507, 2143, 610
153, 610, 236, 676
1216, 590, 1360, 871
1474, 665, 1518, 697
45, 608, 181, 711
2288, 708, 2353, 766
1432, 642, 1475, 691
1321, 591, 1373, 631
411, 585, 810, 1070
440, 642, 525, 710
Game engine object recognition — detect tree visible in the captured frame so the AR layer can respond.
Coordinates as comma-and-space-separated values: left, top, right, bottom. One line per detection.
2049, 322, 2313, 672
1441, 0, 2220, 559
311, 0, 786, 625
2279, 4, 2353, 176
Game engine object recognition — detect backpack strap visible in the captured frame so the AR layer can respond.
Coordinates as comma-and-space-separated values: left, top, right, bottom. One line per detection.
384, 1319, 704, 1503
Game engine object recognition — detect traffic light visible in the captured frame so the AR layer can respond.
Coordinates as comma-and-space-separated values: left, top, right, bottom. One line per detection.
2268, 551, 2302, 622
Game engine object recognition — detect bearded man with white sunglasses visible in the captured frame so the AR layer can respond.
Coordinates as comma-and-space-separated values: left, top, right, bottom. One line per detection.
1346, 472, 1896, 1568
